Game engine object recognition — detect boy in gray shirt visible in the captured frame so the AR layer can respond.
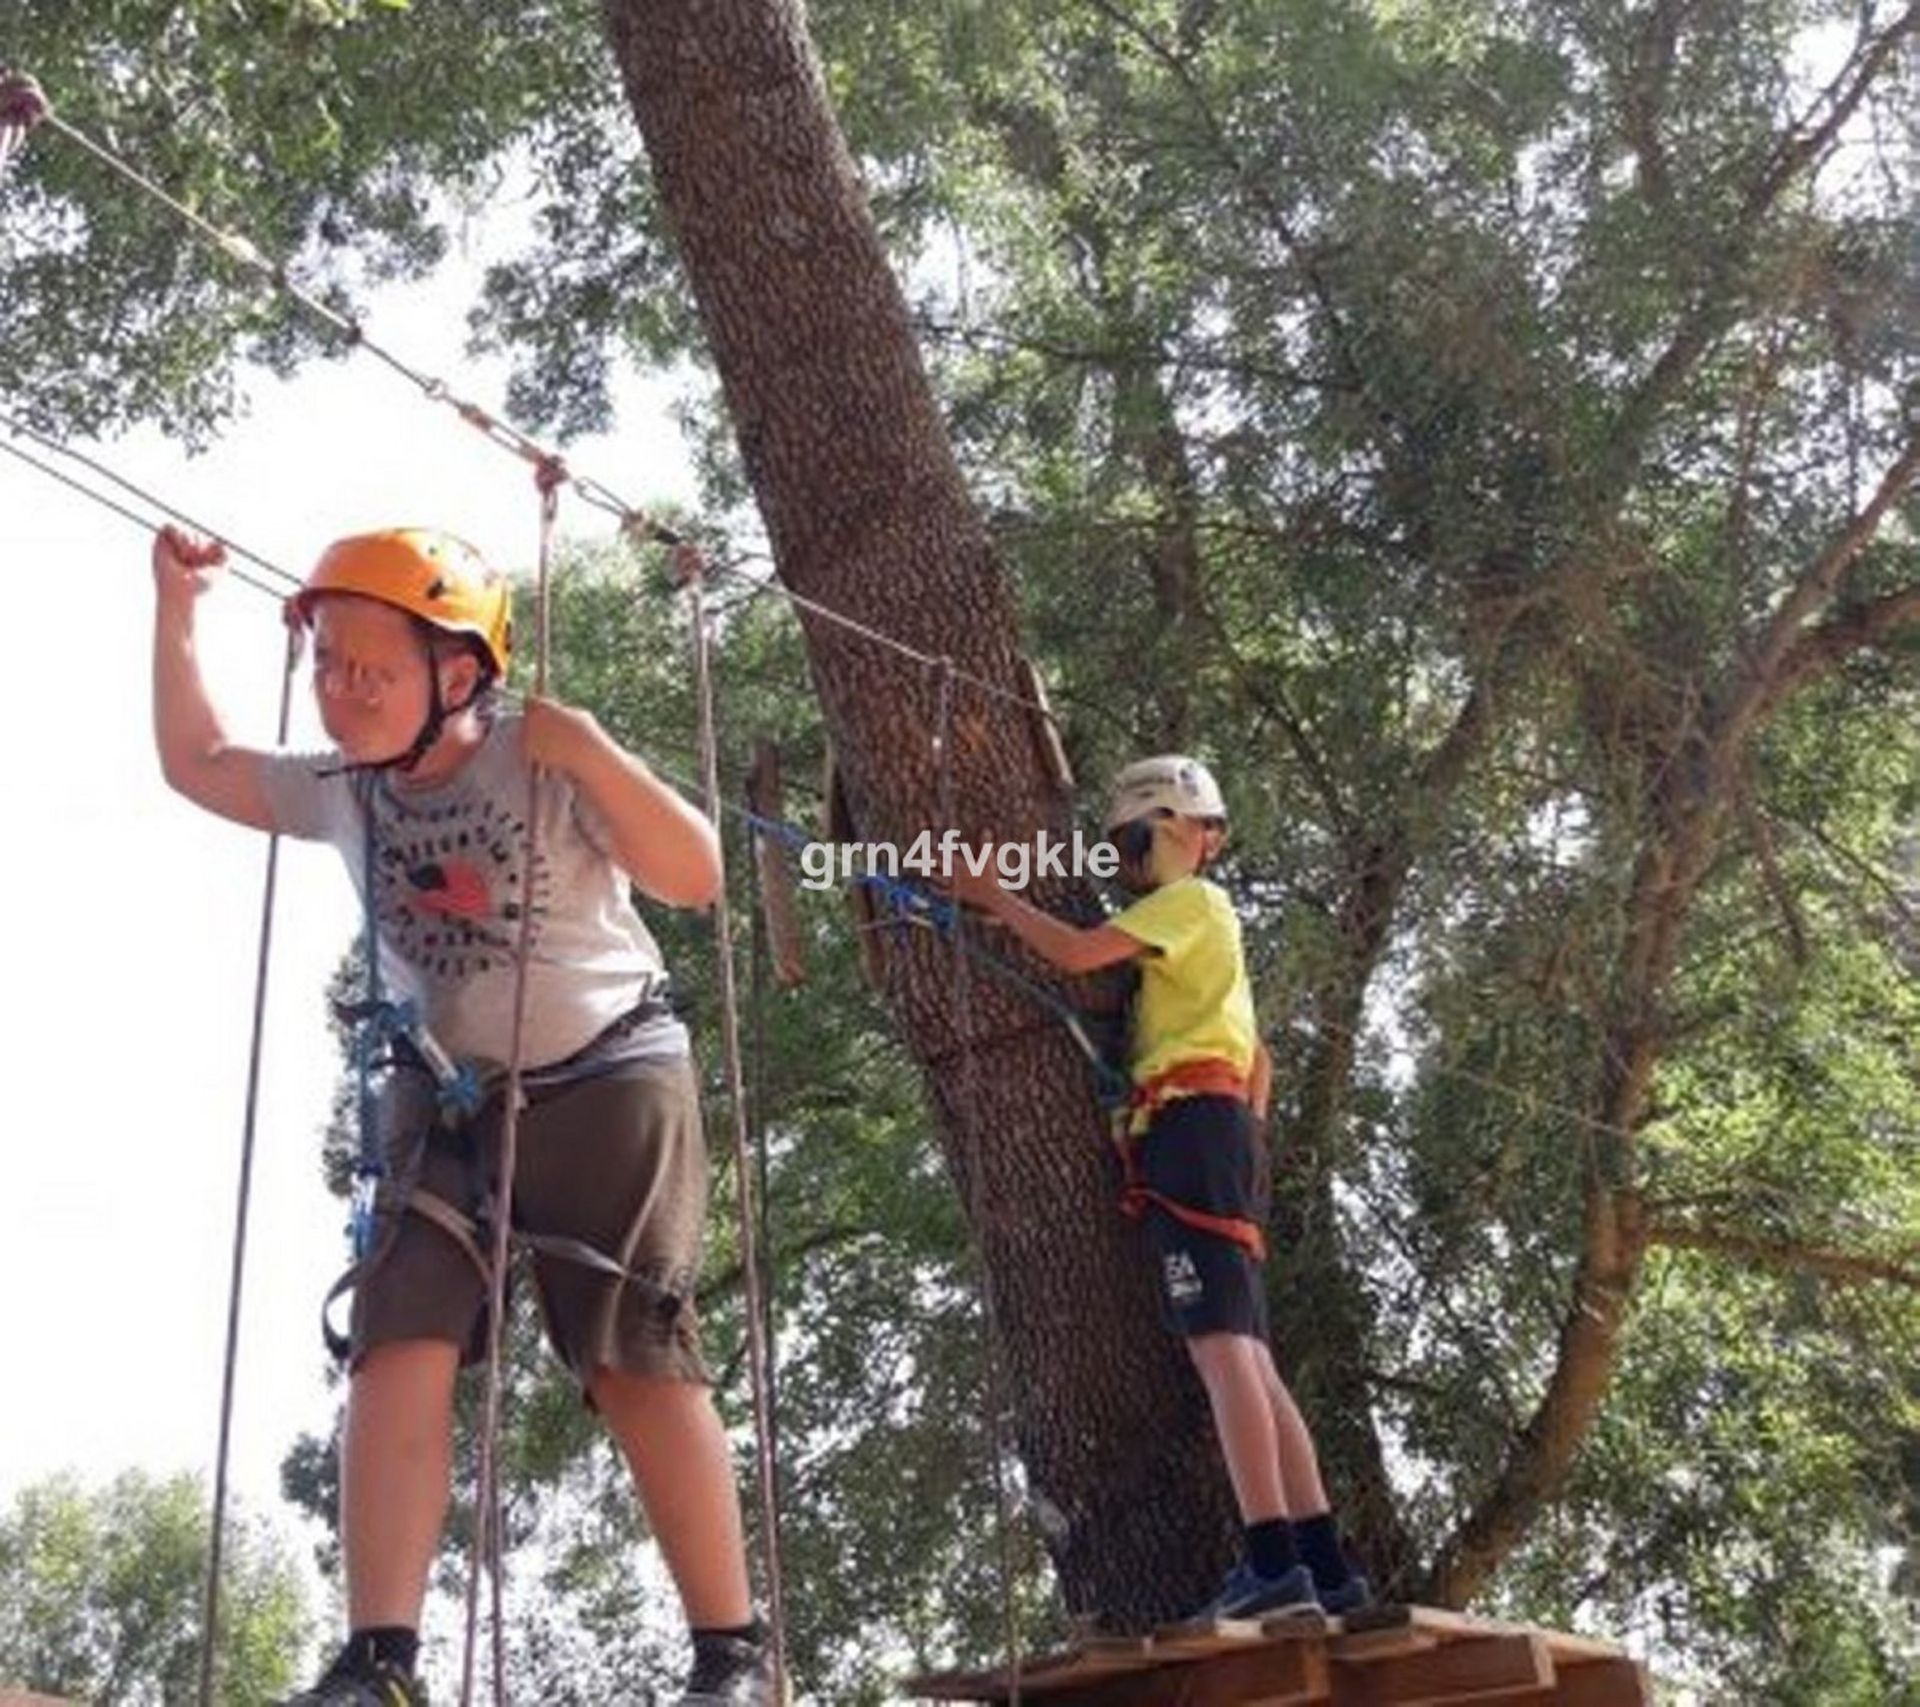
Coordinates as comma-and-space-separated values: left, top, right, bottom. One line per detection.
153, 523, 773, 1706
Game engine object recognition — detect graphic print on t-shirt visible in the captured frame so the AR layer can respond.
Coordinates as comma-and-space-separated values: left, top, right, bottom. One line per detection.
372, 793, 552, 979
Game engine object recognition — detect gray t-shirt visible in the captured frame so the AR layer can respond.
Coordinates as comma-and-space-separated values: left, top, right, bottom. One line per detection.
260, 710, 691, 1072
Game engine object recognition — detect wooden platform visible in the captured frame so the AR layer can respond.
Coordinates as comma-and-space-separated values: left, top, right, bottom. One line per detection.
903, 1605, 1651, 1705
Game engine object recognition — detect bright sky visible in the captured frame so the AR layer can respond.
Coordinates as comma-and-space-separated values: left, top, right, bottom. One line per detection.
0, 237, 697, 1559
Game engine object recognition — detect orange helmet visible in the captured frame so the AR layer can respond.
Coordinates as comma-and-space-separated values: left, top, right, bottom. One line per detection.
292, 528, 513, 679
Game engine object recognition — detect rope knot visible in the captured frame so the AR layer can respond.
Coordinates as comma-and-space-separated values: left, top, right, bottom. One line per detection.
0, 69, 50, 132
666, 539, 707, 590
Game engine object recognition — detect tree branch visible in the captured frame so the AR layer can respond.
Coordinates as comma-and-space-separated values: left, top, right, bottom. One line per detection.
695, 1221, 877, 1312
1604, 5, 1920, 485
1736, 770, 1810, 964
1196, 591, 1356, 842
1618, 0, 1692, 217
912, 310, 1342, 393
1766, 579, 1920, 707
1650, 1221, 1920, 1290
1721, 432, 1920, 742
1076, 0, 1381, 411
1747, 3, 1920, 223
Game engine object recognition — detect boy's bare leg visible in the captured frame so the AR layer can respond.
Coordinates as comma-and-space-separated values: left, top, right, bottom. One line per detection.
590, 1365, 753, 1627
343, 1339, 462, 1628
1186, 1333, 1290, 1521
1255, 1341, 1331, 1515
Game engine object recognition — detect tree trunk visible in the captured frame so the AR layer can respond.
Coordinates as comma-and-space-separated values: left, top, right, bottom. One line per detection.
600, 0, 1239, 1627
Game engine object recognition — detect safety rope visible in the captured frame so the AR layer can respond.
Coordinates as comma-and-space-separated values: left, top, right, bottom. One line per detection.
3, 64, 1715, 1190
0, 419, 296, 598
6, 73, 1106, 748
459, 462, 563, 1707
932, 661, 1024, 1700
195, 617, 302, 1707
741, 817, 787, 1628
6, 415, 1654, 1183
712, 561, 1105, 734
18, 84, 675, 551
0, 409, 1124, 1136
743, 822, 786, 1598
677, 543, 791, 1698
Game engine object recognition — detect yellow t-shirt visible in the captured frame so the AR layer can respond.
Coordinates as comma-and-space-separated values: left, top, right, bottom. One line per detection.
1110, 875, 1258, 1090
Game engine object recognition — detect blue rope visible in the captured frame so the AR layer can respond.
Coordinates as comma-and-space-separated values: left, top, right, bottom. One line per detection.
739, 806, 959, 932
734, 802, 1133, 1107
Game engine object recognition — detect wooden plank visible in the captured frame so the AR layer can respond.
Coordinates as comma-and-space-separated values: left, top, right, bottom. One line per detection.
905, 1622, 1332, 1703
1332, 1634, 1555, 1706
1329, 1605, 1433, 1659
1331, 1626, 1439, 1661
903, 1650, 1121, 1700
1552, 1657, 1652, 1707
1049, 1640, 1331, 1707
0, 1693, 84, 1706
746, 739, 807, 988
903, 1606, 1641, 1705
903, 1638, 1164, 1701
1149, 1615, 1276, 1657
1386, 1610, 1630, 1666
1019, 655, 1077, 795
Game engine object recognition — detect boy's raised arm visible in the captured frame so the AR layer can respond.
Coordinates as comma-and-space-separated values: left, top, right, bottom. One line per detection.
152, 525, 279, 832
953, 863, 1145, 975
524, 696, 723, 909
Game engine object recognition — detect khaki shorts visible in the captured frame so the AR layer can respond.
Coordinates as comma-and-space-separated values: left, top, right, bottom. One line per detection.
349, 1053, 710, 1389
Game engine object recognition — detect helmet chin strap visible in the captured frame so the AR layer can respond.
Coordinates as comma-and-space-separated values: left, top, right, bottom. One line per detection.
1114, 818, 1172, 891
1114, 816, 1214, 891
317, 638, 484, 780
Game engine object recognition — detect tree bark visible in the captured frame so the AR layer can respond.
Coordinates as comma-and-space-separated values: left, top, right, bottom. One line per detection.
600, 0, 1238, 1627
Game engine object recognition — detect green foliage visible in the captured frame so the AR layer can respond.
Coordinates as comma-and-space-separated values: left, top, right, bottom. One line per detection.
9, 0, 1920, 1693
0, 1470, 309, 1705
1, 0, 616, 442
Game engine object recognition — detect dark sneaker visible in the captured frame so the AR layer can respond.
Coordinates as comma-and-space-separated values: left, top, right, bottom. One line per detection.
1205, 1559, 1320, 1621
677, 1627, 776, 1705
1317, 1570, 1374, 1616
278, 1654, 427, 1706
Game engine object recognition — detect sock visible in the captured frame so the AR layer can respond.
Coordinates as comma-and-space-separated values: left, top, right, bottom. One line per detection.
1292, 1512, 1351, 1590
1244, 1517, 1299, 1580
692, 1618, 762, 1649
342, 1627, 419, 1676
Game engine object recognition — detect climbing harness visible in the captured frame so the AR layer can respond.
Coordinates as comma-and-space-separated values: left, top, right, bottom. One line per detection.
334, 996, 488, 1132
1116, 1060, 1269, 1263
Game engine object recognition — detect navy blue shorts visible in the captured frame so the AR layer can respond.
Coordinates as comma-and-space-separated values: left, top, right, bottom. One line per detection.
1135, 1094, 1270, 1340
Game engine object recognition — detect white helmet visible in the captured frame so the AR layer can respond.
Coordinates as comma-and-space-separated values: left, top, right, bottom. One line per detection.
1104, 755, 1228, 828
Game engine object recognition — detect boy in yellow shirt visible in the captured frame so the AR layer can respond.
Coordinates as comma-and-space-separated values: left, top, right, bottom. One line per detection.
957, 756, 1369, 1619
